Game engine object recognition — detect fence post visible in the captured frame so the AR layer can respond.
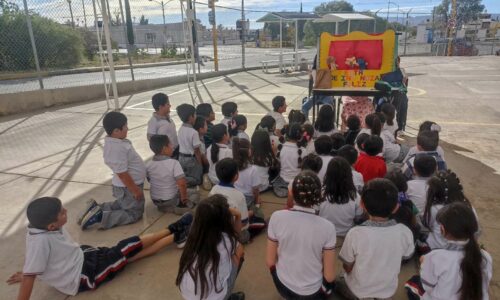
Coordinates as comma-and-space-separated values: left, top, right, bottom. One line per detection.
241, 0, 245, 68
101, 0, 120, 110
118, 0, 135, 81
22, 0, 44, 90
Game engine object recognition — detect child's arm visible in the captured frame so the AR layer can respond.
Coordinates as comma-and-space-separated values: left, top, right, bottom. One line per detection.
252, 186, 261, 205
229, 207, 242, 234
117, 172, 144, 201
323, 249, 336, 283
176, 177, 189, 204
286, 188, 294, 209
266, 239, 278, 268
15, 274, 36, 300
193, 148, 203, 165
232, 242, 244, 266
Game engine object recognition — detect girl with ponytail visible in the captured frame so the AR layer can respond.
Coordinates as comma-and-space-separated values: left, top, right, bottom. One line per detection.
256, 115, 280, 154
206, 124, 232, 184
361, 113, 382, 136
405, 202, 492, 300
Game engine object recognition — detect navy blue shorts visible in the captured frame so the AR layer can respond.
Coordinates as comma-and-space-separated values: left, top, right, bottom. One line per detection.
79, 236, 142, 292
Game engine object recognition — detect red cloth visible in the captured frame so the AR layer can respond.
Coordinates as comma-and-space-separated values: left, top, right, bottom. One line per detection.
328, 40, 383, 70
354, 152, 387, 183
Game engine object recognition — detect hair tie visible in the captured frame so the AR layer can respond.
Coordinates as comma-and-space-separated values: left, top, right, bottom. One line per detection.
431, 124, 441, 132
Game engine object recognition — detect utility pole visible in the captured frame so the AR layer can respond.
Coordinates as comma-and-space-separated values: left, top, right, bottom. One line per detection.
447, 0, 457, 56
22, 0, 44, 90
118, 0, 135, 80
67, 0, 75, 28
241, 0, 245, 68
209, 0, 219, 71
82, 0, 88, 28
404, 8, 413, 55
101, 0, 120, 110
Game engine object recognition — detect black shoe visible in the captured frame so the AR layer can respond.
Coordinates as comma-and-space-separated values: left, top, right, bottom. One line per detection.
168, 213, 193, 248
229, 292, 245, 300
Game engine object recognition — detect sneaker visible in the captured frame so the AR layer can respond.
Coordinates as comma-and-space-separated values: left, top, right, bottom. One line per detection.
228, 292, 245, 300
168, 213, 193, 248
77, 199, 98, 225
81, 206, 103, 230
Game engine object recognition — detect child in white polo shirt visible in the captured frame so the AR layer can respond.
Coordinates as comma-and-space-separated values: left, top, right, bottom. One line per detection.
207, 124, 233, 184
176, 104, 203, 187
336, 178, 414, 300
267, 171, 336, 299
286, 153, 323, 209
220, 101, 238, 128
146, 135, 199, 214
79, 111, 146, 230
147, 93, 178, 157
337, 145, 364, 193
314, 135, 334, 184
407, 155, 436, 215
266, 96, 287, 136
209, 158, 250, 244
8, 197, 192, 299
402, 130, 447, 180
405, 202, 492, 300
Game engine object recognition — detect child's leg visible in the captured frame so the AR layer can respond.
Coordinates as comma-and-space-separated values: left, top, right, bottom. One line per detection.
100, 185, 145, 229
179, 157, 202, 187
129, 230, 174, 263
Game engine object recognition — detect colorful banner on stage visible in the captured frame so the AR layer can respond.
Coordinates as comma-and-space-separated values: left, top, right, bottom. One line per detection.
318, 30, 397, 88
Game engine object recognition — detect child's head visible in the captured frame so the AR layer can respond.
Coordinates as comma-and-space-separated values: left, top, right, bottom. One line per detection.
233, 115, 247, 131
272, 96, 287, 113
196, 103, 215, 122
221, 102, 238, 118
149, 134, 173, 156
302, 123, 314, 141
384, 170, 408, 193
363, 135, 383, 156
232, 137, 251, 170
215, 158, 239, 184
314, 135, 333, 155
27, 197, 66, 230
364, 113, 382, 136
414, 154, 437, 177
419, 120, 441, 133
330, 132, 346, 152
417, 130, 439, 151
292, 170, 322, 208
315, 105, 335, 132
337, 145, 358, 166
251, 130, 275, 167
346, 114, 361, 131
176, 103, 196, 124
256, 115, 276, 134
288, 109, 306, 124
152, 93, 170, 115
286, 122, 303, 142
381, 103, 396, 126
103, 111, 127, 137
212, 123, 229, 144
194, 116, 208, 136
361, 178, 398, 218
324, 157, 356, 204
301, 153, 323, 173
355, 133, 369, 152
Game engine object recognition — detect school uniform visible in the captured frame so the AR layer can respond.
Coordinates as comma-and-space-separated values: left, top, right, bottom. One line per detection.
317, 155, 333, 184
404, 145, 445, 163
352, 168, 365, 193
236, 130, 250, 141
358, 128, 371, 136
178, 123, 203, 186
273, 142, 305, 198
270, 133, 281, 151
313, 128, 337, 139
383, 123, 398, 136
268, 206, 336, 297
146, 112, 178, 150
266, 111, 287, 131
402, 151, 447, 180
381, 129, 407, 163
23, 227, 142, 295
180, 233, 238, 300
354, 152, 387, 183
206, 143, 233, 184
319, 194, 363, 237
220, 116, 232, 127
344, 128, 361, 146
146, 155, 198, 211
406, 241, 493, 300
254, 165, 271, 192
338, 219, 414, 299
234, 165, 261, 207
102, 137, 146, 229
407, 177, 430, 215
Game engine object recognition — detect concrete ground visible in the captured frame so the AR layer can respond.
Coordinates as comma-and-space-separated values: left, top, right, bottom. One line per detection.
0, 56, 499, 299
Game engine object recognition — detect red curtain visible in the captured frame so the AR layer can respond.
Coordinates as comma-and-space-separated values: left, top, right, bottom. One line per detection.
328, 40, 383, 70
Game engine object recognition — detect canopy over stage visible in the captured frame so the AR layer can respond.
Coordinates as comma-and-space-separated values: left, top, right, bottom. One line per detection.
313, 13, 375, 34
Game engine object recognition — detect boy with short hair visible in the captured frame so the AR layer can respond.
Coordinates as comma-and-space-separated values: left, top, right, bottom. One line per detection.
196, 103, 216, 148
147, 93, 178, 156
8, 197, 192, 300
406, 154, 437, 214
146, 135, 199, 214
402, 130, 446, 179
220, 102, 238, 127
79, 111, 146, 230
354, 135, 387, 183
209, 157, 250, 243
337, 145, 364, 193
266, 96, 287, 136
335, 179, 414, 300
176, 104, 203, 187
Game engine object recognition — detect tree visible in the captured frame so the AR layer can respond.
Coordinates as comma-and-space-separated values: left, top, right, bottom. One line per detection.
112, 8, 122, 26
0, 0, 19, 14
314, 0, 354, 14
124, 0, 134, 45
264, 22, 289, 40
139, 14, 148, 25
433, 0, 485, 29
303, 1, 355, 45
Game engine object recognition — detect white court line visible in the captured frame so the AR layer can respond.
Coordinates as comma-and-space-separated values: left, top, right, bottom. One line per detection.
125, 74, 237, 109
126, 107, 270, 117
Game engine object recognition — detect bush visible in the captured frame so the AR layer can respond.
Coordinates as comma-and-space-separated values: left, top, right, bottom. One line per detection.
0, 12, 83, 71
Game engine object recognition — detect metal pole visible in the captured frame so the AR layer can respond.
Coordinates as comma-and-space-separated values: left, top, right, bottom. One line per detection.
295, 19, 298, 70
118, 0, 135, 81
404, 9, 412, 55
101, 0, 120, 110
68, 0, 75, 28
335, 21, 338, 34
279, 18, 283, 72
162, 1, 167, 47
22, 0, 44, 90
386, 0, 390, 24
241, 0, 245, 68
447, 0, 457, 56
192, 0, 201, 73
211, 3, 219, 71
91, 0, 110, 108
348, 20, 351, 33
82, 0, 88, 28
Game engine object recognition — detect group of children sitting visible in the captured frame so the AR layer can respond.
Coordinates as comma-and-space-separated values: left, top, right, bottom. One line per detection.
8, 93, 493, 300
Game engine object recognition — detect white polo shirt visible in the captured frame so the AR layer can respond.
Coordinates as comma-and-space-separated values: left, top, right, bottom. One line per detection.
421, 242, 493, 300
146, 112, 178, 149
103, 137, 146, 187
23, 227, 84, 296
313, 128, 337, 139
319, 193, 363, 236
268, 206, 336, 295
266, 111, 287, 130
180, 233, 236, 300
234, 165, 261, 197
220, 117, 232, 127
339, 220, 414, 299
407, 177, 430, 215
210, 184, 249, 230
404, 145, 445, 163
381, 129, 401, 162
146, 155, 185, 200
383, 123, 398, 137
279, 142, 306, 183
206, 143, 233, 184
253, 165, 270, 192
178, 123, 201, 155
352, 168, 364, 193
317, 155, 333, 184
236, 131, 250, 141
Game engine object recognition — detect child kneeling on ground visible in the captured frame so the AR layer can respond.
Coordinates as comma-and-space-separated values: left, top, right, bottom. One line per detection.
8, 197, 192, 299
